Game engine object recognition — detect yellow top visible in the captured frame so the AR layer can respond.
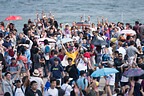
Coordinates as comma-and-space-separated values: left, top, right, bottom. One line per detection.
66, 50, 78, 64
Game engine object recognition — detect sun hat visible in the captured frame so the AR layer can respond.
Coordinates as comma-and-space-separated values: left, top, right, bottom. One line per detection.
33, 69, 40, 77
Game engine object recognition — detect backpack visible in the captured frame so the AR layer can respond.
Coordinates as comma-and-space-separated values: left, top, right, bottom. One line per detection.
44, 45, 50, 60
45, 45, 50, 54
13, 86, 25, 96
44, 81, 51, 91
102, 54, 111, 61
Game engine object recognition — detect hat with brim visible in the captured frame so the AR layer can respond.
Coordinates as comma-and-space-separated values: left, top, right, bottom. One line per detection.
33, 69, 40, 77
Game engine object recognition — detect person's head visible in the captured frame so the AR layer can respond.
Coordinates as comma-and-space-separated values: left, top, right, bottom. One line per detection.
134, 77, 139, 82
54, 58, 59, 65
137, 46, 142, 52
137, 57, 143, 64
53, 50, 58, 55
79, 32, 83, 38
135, 21, 139, 25
118, 41, 123, 47
4, 92, 11, 96
44, 39, 49, 45
110, 42, 115, 48
92, 31, 98, 36
30, 81, 38, 90
33, 69, 40, 77
50, 77, 57, 89
68, 47, 73, 53
11, 58, 16, 64
114, 27, 119, 32
5, 36, 10, 42
60, 23, 63, 27
4, 72, 11, 81
15, 80, 22, 88
118, 53, 123, 60
56, 80, 60, 86
123, 65, 129, 71
114, 51, 119, 58
63, 76, 70, 83
67, 57, 73, 65
126, 23, 130, 29
130, 40, 135, 46
25, 40, 30, 45
80, 70, 86, 77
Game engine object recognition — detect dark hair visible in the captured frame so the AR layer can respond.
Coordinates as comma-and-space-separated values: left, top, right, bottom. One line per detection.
25, 40, 30, 44
63, 76, 69, 83
44, 39, 49, 45
118, 53, 122, 56
30, 81, 37, 86
110, 42, 115, 47
135, 21, 139, 25
130, 40, 135, 45
5, 36, 10, 39
34, 48, 39, 54
114, 88, 120, 93
15, 80, 21, 83
67, 57, 73, 61
54, 50, 58, 55
117, 93, 124, 96
114, 51, 119, 54
4, 92, 11, 96
54, 58, 59, 61
4, 72, 11, 76
56, 80, 60, 86
134, 77, 139, 81
50, 77, 56, 83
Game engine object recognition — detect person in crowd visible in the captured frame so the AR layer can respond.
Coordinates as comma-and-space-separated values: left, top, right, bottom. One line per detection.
76, 70, 88, 95
48, 58, 65, 84
56, 80, 65, 96
25, 81, 42, 96
61, 76, 73, 96
7, 58, 19, 79
22, 76, 30, 94
30, 69, 44, 93
2, 64, 22, 96
61, 41, 79, 65
46, 77, 58, 96
13, 80, 25, 96
0, 13, 144, 96
65, 58, 79, 81
126, 40, 139, 65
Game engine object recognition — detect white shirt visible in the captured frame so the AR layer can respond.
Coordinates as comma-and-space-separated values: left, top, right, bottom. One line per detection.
61, 83, 73, 96
46, 87, 58, 96
117, 47, 126, 59
14, 87, 25, 96
107, 73, 115, 86
30, 77, 44, 91
77, 58, 87, 71
121, 75, 129, 82
108, 47, 113, 55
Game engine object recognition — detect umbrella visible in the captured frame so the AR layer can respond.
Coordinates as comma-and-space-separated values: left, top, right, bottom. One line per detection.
5, 15, 22, 21
76, 21, 90, 27
91, 68, 119, 77
38, 38, 56, 43
91, 36, 107, 46
123, 68, 144, 77
119, 30, 136, 35
56, 38, 73, 45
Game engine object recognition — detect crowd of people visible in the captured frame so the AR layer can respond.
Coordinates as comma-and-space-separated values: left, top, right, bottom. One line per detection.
0, 12, 144, 96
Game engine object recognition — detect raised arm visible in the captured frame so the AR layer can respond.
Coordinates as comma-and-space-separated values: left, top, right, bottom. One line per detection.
61, 42, 67, 53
